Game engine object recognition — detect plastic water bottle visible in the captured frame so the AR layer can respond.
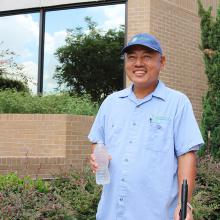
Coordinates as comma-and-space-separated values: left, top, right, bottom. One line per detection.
94, 143, 110, 185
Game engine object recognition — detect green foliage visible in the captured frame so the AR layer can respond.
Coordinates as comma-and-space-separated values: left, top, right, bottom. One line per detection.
0, 90, 98, 115
0, 76, 29, 92
0, 168, 101, 219
55, 17, 125, 103
0, 163, 219, 219
198, 0, 220, 158
0, 173, 49, 193
52, 168, 101, 220
0, 173, 70, 219
192, 156, 220, 220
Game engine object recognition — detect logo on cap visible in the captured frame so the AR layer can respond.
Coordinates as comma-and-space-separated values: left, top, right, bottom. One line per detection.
131, 37, 138, 43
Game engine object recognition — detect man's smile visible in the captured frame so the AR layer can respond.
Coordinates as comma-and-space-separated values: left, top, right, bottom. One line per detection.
133, 70, 147, 76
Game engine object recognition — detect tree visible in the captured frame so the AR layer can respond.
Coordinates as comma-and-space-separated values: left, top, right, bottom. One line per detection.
0, 43, 29, 92
54, 17, 125, 102
198, 0, 220, 158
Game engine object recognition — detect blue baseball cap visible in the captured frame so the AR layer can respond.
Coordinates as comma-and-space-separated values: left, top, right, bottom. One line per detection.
121, 33, 162, 54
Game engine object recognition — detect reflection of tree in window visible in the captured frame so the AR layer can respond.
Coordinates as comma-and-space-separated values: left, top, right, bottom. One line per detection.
54, 17, 125, 103
0, 13, 39, 93
0, 43, 32, 92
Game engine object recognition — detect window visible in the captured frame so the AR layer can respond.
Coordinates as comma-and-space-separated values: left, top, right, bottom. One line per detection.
44, 4, 125, 94
0, 1, 125, 98
0, 13, 39, 93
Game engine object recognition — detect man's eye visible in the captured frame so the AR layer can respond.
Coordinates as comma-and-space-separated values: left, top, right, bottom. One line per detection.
144, 55, 152, 60
128, 56, 136, 60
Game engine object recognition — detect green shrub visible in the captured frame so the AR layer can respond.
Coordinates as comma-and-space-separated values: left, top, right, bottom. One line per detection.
51, 167, 101, 220
0, 173, 50, 194
0, 173, 75, 219
0, 90, 98, 115
192, 155, 220, 220
198, 0, 220, 158
0, 168, 101, 220
0, 76, 29, 92
0, 163, 219, 219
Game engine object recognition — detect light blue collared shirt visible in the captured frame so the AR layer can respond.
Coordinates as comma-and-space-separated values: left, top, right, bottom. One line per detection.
88, 81, 204, 220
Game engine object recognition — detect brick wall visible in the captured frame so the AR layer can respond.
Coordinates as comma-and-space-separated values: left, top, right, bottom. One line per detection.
0, 114, 94, 178
126, 0, 218, 121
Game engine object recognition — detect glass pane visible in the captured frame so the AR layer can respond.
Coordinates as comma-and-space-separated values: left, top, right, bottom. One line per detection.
0, 13, 39, 94
44, 4, 125, 101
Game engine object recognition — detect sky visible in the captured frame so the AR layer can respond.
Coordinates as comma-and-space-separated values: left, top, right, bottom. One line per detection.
0, 3, 125, 93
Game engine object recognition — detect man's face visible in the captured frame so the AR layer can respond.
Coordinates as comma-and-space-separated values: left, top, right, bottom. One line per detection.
125, 45, 165, 89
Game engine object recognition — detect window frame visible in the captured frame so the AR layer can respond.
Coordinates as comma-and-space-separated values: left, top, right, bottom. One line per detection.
0, 0, 127, 94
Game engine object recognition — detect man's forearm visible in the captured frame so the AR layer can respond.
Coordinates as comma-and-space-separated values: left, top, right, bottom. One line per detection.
177, 151, 197, 203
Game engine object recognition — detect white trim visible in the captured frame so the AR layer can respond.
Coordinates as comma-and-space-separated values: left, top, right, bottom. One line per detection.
0, 0, 101, 12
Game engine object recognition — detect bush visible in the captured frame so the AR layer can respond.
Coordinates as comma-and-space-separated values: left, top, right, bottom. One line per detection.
0, 168, 101, 220
0, 162, 219, 219
0, 90, 98, 115
0, 76, 29, 92
198, 0, 220, 158
51, 168, 101, 220
192, 155, 220, 220
0, 173, 75, 219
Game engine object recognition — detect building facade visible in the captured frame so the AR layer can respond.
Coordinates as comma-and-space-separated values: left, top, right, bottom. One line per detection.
127, 0, 218, 120
1, 0, 218, 119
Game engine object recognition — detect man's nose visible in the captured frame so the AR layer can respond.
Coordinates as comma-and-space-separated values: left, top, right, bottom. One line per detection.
134, 57, 144, 66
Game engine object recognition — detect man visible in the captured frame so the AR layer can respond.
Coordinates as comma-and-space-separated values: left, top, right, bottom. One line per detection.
88, 33, 204, 220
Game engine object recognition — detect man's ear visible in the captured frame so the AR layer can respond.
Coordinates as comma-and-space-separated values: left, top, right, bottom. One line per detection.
160, 55, 166, 69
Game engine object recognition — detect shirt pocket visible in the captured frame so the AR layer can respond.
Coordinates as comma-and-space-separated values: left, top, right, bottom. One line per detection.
144, 119, 172, 152
105, 120, 123, 148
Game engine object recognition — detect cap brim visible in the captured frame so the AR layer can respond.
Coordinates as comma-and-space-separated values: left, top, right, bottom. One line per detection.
121, 43, 161, 55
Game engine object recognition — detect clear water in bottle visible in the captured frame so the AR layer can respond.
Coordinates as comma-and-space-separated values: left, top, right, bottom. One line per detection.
94, 143, 110, 185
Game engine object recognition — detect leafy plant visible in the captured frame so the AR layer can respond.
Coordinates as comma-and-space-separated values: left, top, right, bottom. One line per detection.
192, 155, 220, 220
51, 167, 101, 220
0, 90, 98, 115
0, 168, 101, 219
0, 163, 219, 220
198, 0, 220, 158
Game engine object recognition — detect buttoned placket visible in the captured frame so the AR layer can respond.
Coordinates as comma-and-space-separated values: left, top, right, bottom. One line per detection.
116, 103, 141, 219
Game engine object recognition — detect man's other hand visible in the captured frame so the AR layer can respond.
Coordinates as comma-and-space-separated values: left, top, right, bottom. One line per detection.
174, 205, 194, 220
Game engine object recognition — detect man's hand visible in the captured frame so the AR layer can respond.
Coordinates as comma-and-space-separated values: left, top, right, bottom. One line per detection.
174, 205, 194, 220
90, 153, 98, 173
89, 153, 112, 173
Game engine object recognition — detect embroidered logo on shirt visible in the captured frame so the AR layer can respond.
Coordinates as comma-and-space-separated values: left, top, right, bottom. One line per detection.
150, 115, 171, 125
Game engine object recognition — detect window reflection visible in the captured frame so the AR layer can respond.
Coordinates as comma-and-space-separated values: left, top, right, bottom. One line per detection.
43, 4, 125, 96
0, 13, 39, 93
0, 3, 125, 97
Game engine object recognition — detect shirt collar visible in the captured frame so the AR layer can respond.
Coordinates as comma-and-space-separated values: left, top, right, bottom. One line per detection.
117, 84, 133, 98
152, 80, 167, 101
117, 80, 167, 101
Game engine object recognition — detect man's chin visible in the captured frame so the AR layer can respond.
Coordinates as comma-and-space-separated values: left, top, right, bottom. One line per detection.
133, 80, 157, 89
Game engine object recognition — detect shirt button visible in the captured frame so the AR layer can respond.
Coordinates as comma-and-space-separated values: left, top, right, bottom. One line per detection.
124, 158, 128, 162
132, 122, 136, 126
121, 178, 125, 182
120, 198, 123, 201
129, 140, 132, 144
